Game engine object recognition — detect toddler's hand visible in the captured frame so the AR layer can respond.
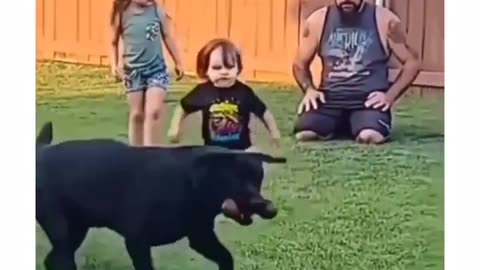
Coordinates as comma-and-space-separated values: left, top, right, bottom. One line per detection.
168, 129, 181, 144
271, 133, 281, 148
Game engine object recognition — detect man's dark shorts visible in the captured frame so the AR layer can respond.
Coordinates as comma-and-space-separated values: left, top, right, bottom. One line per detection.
293, 107, 392, 139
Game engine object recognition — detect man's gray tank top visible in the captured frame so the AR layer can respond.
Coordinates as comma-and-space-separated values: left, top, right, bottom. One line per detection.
318, 3, 390, 109
121, 4, 166, 70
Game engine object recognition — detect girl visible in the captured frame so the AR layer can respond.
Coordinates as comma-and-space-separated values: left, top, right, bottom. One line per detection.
110, 0, 183, 146
167, 38, 281, 151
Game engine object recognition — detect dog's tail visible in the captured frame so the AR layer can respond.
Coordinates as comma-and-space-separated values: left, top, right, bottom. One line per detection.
36, 122, 53, 146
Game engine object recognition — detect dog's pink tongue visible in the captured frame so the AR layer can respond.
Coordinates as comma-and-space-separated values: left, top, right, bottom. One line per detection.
221, 198, 244, 221
221, 199, 254, 225
221, 198, 239, 214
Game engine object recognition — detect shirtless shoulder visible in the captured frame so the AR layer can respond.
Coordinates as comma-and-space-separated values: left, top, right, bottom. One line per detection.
375, 5, 403, 53
302, 7, 328, 41
376, 5, 401, 24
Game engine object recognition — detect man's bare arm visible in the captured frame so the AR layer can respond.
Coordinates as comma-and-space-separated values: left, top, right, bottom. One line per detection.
386, 19, 421, 101
292, 12, 323, 93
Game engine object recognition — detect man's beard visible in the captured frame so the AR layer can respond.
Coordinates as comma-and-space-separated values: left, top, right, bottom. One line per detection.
336, 1, 364, 23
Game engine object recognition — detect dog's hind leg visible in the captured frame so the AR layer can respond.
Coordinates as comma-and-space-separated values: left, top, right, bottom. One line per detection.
124, 239, 154, 270
188, 230, 234, 270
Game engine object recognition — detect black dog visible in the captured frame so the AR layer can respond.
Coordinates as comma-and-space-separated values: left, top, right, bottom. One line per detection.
36, 122, 286, 270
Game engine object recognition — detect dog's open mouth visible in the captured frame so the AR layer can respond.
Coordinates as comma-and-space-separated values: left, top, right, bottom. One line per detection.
221, 198, 277, 225
221, 198, 253, 225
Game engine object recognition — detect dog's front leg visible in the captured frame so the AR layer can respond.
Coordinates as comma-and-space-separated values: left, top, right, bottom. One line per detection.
125, 239, 154, 270
44, 247, 76, 270
188, 230, 234, 270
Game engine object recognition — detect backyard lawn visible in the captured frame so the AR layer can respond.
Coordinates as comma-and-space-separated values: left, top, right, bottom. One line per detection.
36, 62, 444, 270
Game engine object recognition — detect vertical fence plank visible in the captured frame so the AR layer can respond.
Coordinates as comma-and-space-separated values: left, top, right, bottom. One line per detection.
229, 0, 255, 79
55, 0, 77, 46
271, 0, 287, 54
215, 0, 231, 38
406, 0, 425, 62
422, 0, 444, 72
285, 0, 300, 54
255, 0, 272, 59
41, 0, 56, 59
36, 0, 44, 39
36, 0, 45, 58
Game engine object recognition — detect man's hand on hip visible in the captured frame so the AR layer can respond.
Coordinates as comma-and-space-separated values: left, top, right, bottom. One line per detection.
297, 88, 326, 114
364, 91, 394, 112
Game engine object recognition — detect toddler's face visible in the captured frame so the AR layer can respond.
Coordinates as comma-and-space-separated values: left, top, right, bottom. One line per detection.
206, 46, 239, 88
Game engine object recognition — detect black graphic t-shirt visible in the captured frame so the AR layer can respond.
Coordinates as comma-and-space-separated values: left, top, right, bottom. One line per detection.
180, 81, 267, 150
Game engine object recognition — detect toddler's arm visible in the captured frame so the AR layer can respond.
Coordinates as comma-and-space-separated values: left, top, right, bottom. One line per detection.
261, 110, 281, 141
168, 85, 203, 143
168, 105, 188, 143
246, 87, 282, 145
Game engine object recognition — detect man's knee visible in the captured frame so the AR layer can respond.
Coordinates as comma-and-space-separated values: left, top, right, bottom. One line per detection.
295, 131, 317, 141
295, 131, 333, 142
293, 111, 337, 141
356, 129, 386, 144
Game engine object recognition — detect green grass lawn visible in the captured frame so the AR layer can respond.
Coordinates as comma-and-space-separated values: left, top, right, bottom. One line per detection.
36, 62, 444, 270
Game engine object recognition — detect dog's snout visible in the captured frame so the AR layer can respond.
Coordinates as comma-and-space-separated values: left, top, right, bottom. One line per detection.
250, 198, 277, 219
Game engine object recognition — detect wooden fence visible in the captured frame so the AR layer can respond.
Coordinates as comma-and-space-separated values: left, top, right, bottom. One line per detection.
36, 0, 444, 87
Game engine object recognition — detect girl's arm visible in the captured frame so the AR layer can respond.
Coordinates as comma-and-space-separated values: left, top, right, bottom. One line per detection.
109, 12, 122, 78
160, 13, 183, 71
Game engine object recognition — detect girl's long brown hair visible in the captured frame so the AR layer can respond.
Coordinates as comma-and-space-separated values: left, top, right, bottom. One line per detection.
110, 0, 131, 30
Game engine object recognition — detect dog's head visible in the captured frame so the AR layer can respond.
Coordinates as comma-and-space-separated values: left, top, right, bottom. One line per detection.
192, 147, 286, 225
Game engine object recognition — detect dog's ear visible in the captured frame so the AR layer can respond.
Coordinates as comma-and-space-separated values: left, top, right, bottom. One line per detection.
36, 122, 53, 145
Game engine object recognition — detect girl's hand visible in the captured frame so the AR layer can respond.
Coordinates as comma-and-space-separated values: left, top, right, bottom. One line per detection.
174, 64, 184, 81
110, 65, 117, 77
111, 65, 124, 82
116, 66, 125, 80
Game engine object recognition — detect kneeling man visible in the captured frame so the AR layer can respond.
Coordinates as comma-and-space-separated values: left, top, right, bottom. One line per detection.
293, 0, 420, 144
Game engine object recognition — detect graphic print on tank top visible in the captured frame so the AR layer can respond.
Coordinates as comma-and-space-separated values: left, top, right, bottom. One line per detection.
145, 20, 161, 41
324, 28, 375, 81
208, 98, 243, 142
